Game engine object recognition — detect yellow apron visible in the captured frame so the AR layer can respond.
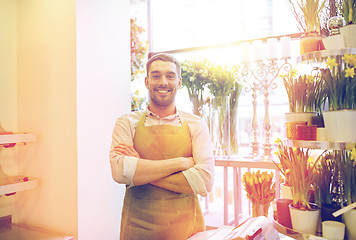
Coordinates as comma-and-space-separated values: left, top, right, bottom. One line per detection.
120, 113, 205, 240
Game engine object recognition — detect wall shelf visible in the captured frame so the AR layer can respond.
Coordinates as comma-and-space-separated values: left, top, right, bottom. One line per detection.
285, 139, 354, 150
296, 48, 356, 63
0, 176, 39, 196
0, 223, 74, 240
0, 133, 37, 145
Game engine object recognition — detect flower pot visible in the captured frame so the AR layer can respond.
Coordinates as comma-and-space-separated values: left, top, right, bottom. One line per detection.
321, 203, 342, 222
285, 112, 318, 125
280, 183, 293, 200
344, 208, 356, 240
323, 110, 356, 142
296, 125, 317, 141
286, 121, 307, 140
289, 203, 320, 235
276, 198, 293, 229
322, 34, 345, 50
340, 24, 356, 48
300, 34, 325, 55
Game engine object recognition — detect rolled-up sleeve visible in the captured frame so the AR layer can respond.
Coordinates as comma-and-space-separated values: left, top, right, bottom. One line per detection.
109, 114, 139, 186
182, 115, 214, 197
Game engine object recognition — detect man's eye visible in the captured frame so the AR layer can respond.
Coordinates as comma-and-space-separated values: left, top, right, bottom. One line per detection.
152, 75, 160, 79
167, 75, 175, 79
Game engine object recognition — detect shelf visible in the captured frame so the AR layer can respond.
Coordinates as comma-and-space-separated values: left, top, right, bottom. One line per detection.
285, 139, 354, 150
0, 133, 37, 145
0, 223, 74, 240
0, 176, 39, 195
297, 47, 356, 63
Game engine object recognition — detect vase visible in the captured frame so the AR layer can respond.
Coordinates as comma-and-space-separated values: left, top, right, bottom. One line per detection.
230, 108, 239, 156
323, 110, 356, 142
344, 208, 356, 240
189, 95, 205, 118
252, 202, 270, 218
210, 95, 230, 157
300, 33, 325, 55
289, 203, 320, 235
340, 24, 356, 48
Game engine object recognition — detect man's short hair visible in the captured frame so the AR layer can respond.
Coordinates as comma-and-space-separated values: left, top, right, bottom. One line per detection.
146, 53, 181, 78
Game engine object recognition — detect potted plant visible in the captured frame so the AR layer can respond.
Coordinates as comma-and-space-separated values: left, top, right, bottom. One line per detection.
274, 138, 293, 200
339, 0, 356, 47
313, 152, 343, 222
274, 139, 321, 235
242, 170, 275, 217
320, 53, 356, 142
281, 69, 325, 139
288, 0, 327, 54
339, 143, 356, 239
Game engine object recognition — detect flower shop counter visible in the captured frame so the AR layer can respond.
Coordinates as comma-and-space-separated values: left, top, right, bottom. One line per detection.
214, 156, 280, 226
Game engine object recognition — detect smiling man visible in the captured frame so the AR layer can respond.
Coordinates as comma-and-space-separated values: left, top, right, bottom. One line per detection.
110, 53, 214, 240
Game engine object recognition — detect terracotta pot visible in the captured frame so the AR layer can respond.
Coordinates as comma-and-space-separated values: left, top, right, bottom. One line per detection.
300, 33, 325, 55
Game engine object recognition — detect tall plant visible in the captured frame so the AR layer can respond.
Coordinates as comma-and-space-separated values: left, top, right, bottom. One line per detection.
338, 0, 356, 24
274, 139, 321, 210
320, 54, 356, 110
281, 70, 325, 113
288, 0, 327, 34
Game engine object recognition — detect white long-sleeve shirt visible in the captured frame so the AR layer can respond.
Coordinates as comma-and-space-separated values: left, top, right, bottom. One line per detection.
110, 108, 214, 197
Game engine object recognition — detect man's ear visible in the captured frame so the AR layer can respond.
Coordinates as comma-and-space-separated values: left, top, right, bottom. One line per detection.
145, 77, 149, 89
178, 77, 182, 88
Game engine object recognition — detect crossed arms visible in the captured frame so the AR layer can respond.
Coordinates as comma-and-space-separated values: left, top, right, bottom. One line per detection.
112, 143, 195, 193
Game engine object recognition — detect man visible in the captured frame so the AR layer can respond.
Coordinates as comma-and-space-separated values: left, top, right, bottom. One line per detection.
110, 53, 214, 240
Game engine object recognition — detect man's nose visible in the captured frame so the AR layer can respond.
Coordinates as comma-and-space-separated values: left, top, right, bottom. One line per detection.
158, 76, 169, 86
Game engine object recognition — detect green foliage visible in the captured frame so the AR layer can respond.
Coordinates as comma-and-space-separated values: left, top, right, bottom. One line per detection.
338, 0, 356, 24
289, 0, 327, 34
321, 54, 356, 110
131, 18, 148, 82
274, 139, 321, 210
282, 70, 325, 113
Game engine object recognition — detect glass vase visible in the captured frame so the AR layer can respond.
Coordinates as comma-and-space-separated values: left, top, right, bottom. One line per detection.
252, 202, 270, 218
210, 95, 230, 157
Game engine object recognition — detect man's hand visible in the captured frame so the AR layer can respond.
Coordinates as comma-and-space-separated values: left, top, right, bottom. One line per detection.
113, 143, 140, 158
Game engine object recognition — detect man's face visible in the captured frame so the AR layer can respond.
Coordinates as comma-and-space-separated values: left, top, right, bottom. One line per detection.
145, 60, 182, 108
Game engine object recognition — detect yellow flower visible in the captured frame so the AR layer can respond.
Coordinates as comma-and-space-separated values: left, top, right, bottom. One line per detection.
351, 148, 356, 161
326, 57, 338, 69
135, 90, 139, 95
342, 54, 356, 66
345, 67, 355, 78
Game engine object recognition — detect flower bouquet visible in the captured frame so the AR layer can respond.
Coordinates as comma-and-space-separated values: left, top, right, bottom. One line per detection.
181, 60, 211, 117
242, 170, 275, 217
205, 63, 242, 156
